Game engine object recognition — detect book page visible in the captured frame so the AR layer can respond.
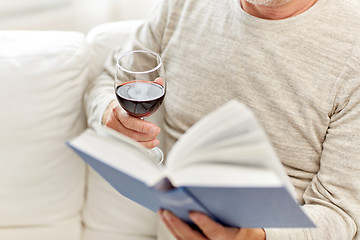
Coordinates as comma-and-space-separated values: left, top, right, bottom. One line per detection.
69, 127, 165, 186
166, 100, 263, 169
168, 163, 282, 188
166, 100, 296, 196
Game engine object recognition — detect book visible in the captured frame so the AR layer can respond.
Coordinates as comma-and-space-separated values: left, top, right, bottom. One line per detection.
67, 99, 315, 228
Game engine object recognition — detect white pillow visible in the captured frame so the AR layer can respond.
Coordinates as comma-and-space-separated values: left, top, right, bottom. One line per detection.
83, 21, 159, 240
0, 30, 88, 240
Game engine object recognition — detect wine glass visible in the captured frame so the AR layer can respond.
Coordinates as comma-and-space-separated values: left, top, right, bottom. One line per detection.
115, 50, 165, 165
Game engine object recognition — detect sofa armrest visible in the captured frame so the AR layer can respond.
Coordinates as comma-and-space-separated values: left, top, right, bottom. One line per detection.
0, 30, 88, 240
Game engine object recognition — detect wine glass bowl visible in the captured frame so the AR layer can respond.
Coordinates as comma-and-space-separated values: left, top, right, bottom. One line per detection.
115, 50, 165, 165
115, 50, 165, 118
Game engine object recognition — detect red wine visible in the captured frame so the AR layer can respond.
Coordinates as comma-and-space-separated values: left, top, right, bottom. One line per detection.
115, 81, 165, 118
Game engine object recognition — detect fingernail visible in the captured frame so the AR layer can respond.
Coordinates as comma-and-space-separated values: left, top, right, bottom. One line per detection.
189, 212, 201, 223
158, 210, 165, 221
153, 139, 160, 148
163, 210, 172, 221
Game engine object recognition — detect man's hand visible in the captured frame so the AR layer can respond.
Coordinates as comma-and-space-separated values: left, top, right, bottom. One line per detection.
159, 210, 266, 240
102, 99, 161, 149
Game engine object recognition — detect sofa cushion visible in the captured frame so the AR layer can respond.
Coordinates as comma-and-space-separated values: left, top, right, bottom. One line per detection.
0, 30, 88, 240
83, 20, 159, 240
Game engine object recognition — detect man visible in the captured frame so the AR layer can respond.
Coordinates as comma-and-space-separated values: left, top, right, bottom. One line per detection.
86, 0, 360, 239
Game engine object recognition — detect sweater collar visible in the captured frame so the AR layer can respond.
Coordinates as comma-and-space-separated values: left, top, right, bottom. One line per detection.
229, 0, 326, 29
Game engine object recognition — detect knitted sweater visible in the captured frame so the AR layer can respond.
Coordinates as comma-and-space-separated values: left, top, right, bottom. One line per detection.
86, 0, 360, 239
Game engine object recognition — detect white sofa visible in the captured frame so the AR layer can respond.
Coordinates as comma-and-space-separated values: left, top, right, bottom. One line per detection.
0, 20, 162, 240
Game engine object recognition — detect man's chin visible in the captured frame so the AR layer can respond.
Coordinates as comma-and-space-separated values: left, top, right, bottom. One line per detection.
244, 0, 292, 7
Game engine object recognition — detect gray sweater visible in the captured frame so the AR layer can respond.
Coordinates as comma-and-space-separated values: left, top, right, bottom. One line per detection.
86, 0, 360, 239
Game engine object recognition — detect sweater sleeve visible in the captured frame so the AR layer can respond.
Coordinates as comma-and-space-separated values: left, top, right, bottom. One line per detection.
265, 47, 360, 240
84, 0, 169, 126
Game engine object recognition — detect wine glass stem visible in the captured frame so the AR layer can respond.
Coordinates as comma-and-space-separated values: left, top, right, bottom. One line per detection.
140, 117, 164, 165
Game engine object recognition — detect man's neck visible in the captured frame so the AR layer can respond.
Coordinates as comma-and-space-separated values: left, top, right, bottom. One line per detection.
240, 0, 318, 20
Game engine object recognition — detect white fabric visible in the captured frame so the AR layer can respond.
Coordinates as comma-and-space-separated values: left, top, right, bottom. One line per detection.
85, 20, 145, 126
0, 30, 88, 240
86, 20, 144, 82
82, 168, 158, 240
0, 21, 163, 240
83, 20, 159, 240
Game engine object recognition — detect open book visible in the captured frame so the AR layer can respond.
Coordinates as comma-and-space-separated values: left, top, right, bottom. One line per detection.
67, 100, 315, 228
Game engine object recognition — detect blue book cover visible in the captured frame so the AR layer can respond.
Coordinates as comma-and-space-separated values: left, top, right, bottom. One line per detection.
67, 100, 315, 228
68, 144, 314, 228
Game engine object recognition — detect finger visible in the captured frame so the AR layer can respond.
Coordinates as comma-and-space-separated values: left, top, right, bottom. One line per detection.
104, 111, 157, 142
106, 121, 159, 148
154, 77, 164, 86
139, 138, 160, 149
189, 212, 233, 240
159, 210, 207, 240
158, 210, 181, 239
103, 106, 160, 148
114, 105, 161, 135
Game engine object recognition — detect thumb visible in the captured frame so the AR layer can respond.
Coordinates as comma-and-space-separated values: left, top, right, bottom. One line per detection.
154, 77, 164, 86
